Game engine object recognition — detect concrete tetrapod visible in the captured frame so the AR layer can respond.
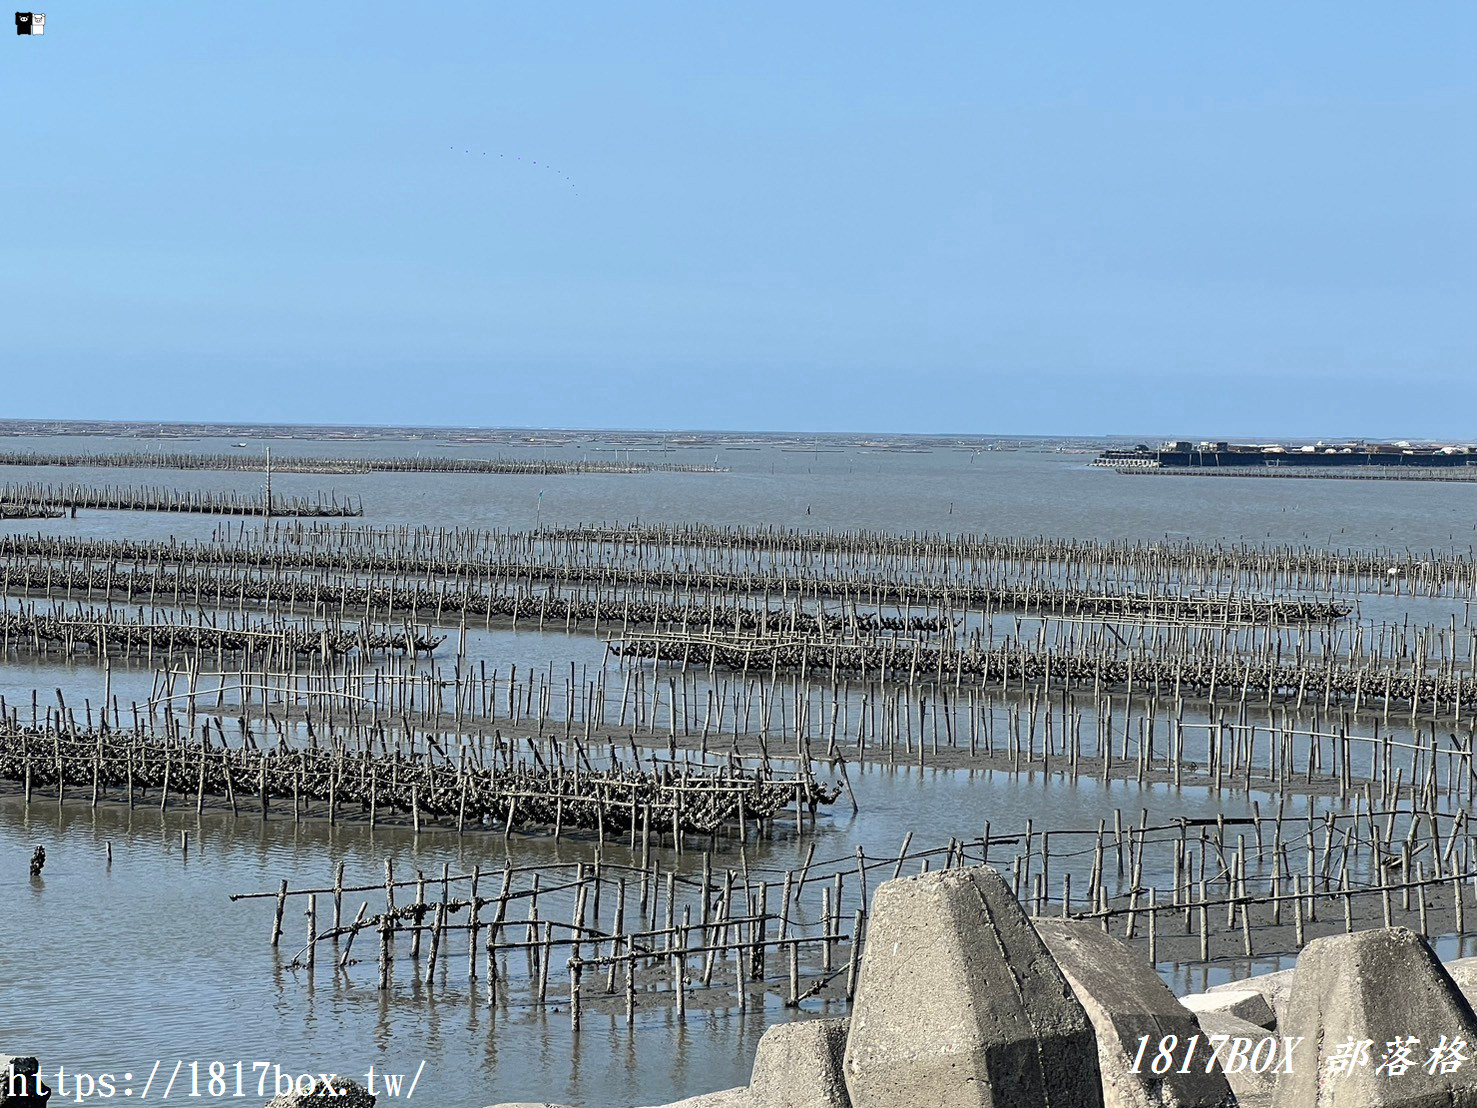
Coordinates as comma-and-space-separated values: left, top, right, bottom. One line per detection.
842, 866, 1104, 1108
1179, 991, 1276, 1031
1444, 957, 1477, 1011
0, 1056, 50, 1108
1207, 971, 1294, 1032
1034, 920, 1236, 1108
1193, 1013, 1277, 1108
265, 1077, 375, 1107
1274, 927, 1477, 1108
748, 1019, 851, 1108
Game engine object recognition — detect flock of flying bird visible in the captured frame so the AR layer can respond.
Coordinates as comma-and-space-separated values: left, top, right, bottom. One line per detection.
453, 147, 577, 192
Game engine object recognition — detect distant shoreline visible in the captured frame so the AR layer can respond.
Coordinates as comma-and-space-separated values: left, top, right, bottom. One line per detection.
1118, 466, 1477, 483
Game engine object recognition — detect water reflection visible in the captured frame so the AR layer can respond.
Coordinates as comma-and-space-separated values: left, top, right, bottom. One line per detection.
5, 438, 1475, 1105
2, 749, 1335, 1107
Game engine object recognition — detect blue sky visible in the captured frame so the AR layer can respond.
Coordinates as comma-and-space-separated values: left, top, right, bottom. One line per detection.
3, 4, 1474, 435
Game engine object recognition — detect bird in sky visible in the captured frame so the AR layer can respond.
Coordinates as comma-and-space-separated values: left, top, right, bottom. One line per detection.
449, 146, 577, 190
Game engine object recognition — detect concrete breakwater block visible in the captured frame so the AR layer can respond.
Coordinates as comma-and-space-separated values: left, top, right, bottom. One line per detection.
628, 1019, 848, 1108
1273, 927, 1477, 1108
842, 866, 1103, 1108
265, 1075, 374, 1107
749, 1018, 851, 1108
1445, 956, 1477, 1007
1207, 970, 1294, 1031
0, 1056, 50, 1108
1034, 920, 1236, 1108
1192, 1011, 1279, 1108
1179, 990, 1277, 1030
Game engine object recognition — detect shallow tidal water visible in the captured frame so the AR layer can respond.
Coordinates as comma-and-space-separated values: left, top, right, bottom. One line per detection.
4, 433, 1477, 1106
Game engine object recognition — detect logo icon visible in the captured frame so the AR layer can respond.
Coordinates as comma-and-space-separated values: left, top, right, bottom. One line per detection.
15, 11, 43, 35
